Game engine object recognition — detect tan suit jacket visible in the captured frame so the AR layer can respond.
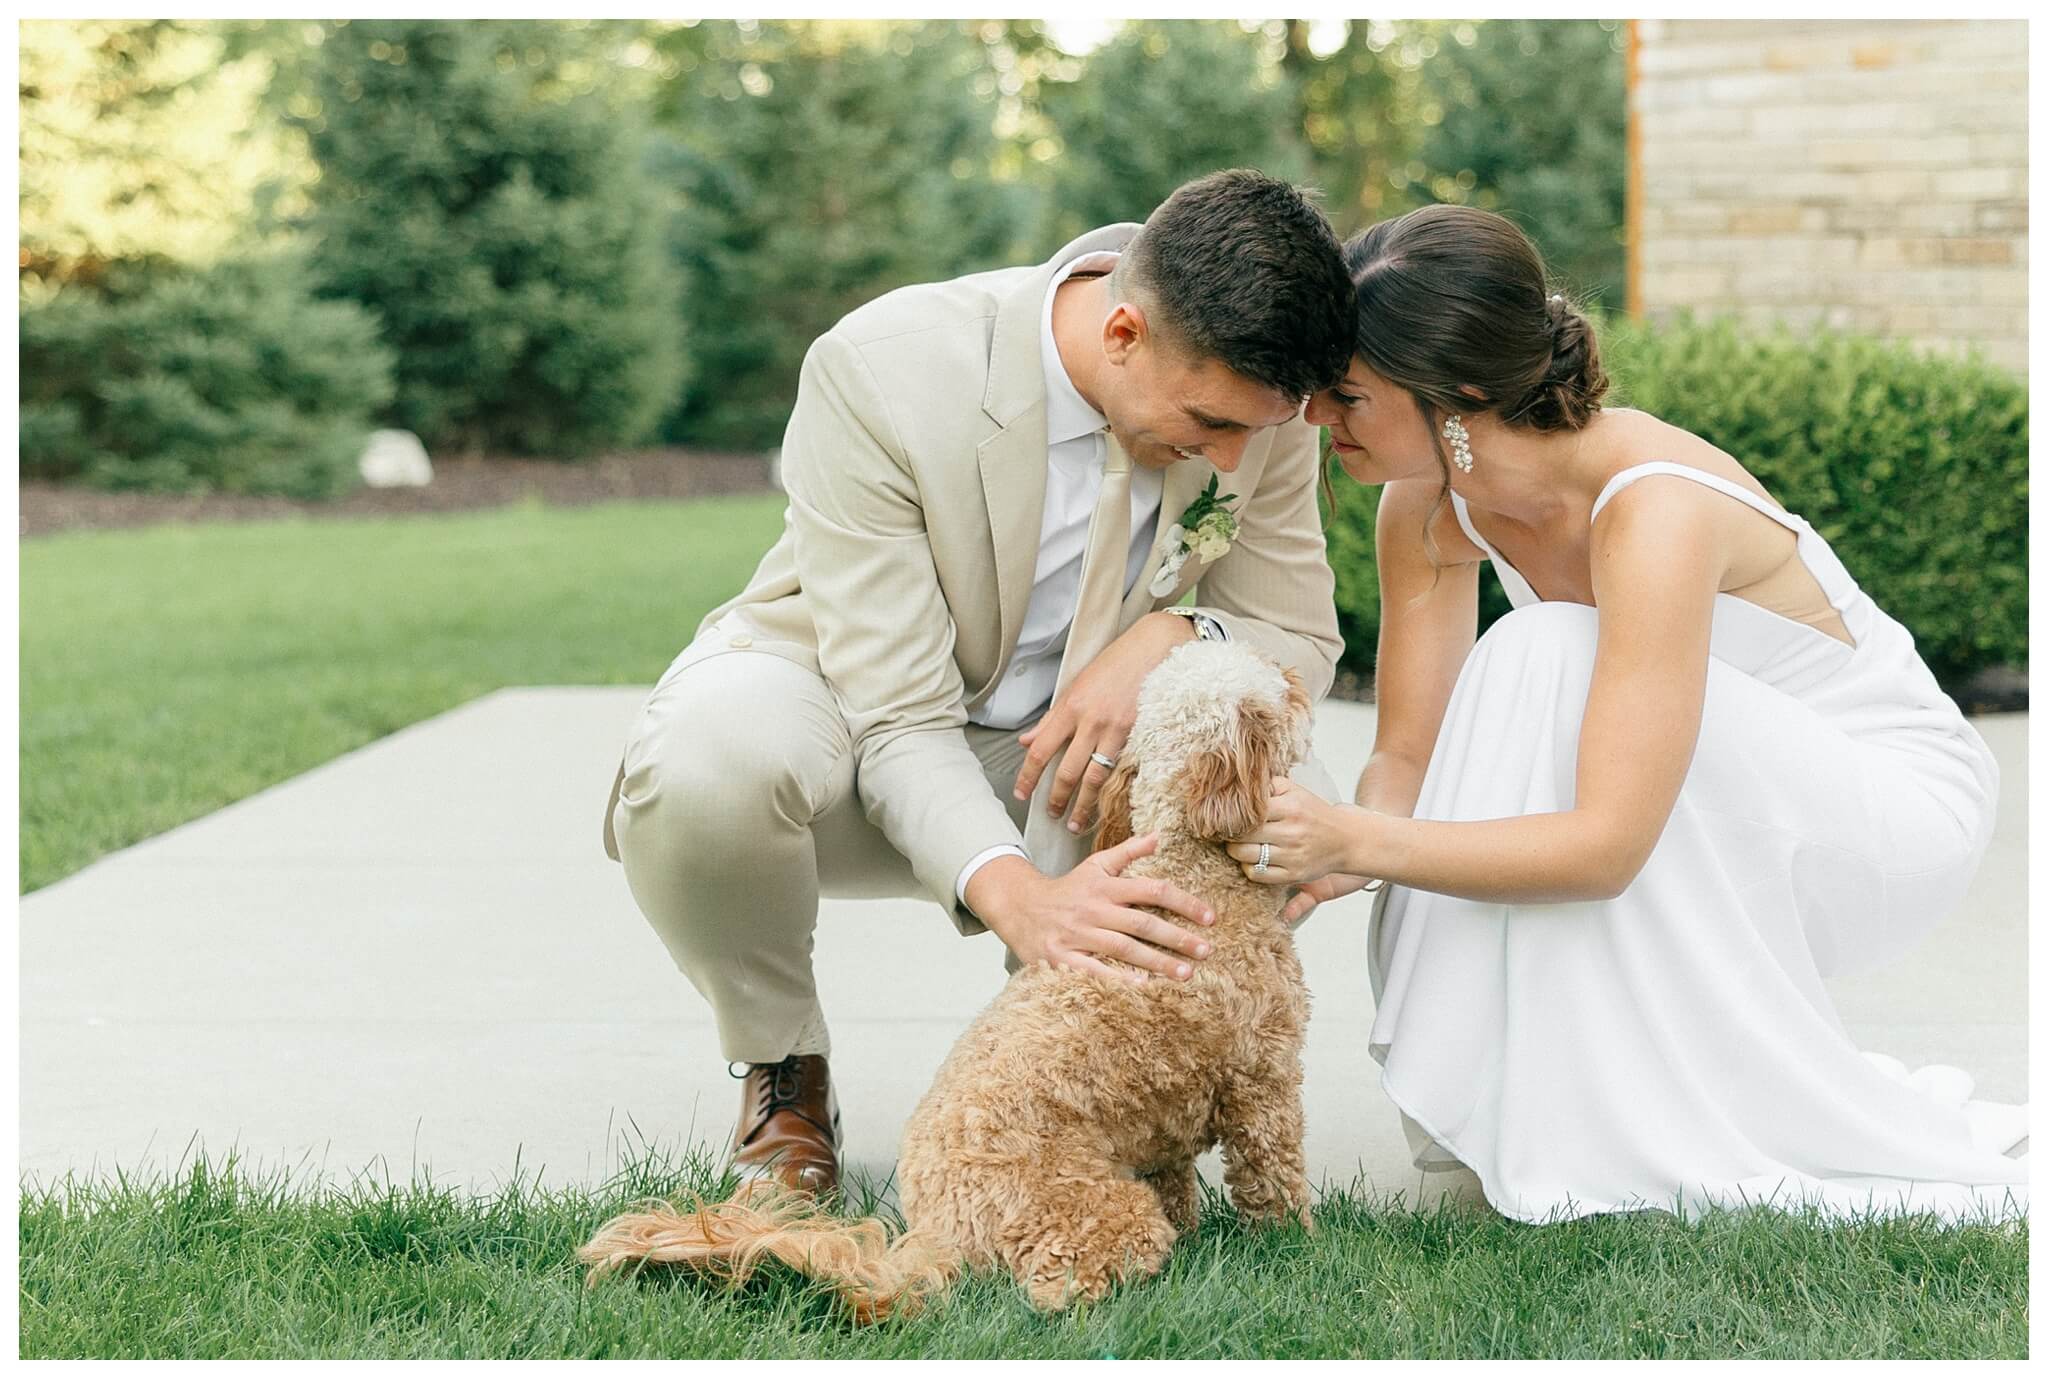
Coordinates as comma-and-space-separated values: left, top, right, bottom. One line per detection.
605, 224, 1342, 925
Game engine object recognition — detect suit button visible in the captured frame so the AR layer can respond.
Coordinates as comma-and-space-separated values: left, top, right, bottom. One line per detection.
728, 633, 754, 648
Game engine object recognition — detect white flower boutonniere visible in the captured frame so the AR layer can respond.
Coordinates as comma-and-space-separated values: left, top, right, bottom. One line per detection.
1148, 474, 1241, 597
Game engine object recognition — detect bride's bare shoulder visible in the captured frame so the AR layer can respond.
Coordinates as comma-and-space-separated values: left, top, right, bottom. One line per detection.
1595, 408, 1777, 506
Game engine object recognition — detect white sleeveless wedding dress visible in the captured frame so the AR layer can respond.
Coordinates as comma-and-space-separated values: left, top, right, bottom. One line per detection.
1366, 460, 2028, 1223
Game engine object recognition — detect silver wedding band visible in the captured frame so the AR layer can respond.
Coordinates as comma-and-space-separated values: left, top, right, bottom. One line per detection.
1253, 841, 1272, 876
1089, 752, 1117, 770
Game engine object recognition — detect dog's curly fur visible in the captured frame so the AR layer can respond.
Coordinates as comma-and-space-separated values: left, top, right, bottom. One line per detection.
579, 641, 1316, 1318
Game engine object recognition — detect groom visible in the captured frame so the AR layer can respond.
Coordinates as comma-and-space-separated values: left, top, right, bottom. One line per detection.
603, 169, 1354, 1192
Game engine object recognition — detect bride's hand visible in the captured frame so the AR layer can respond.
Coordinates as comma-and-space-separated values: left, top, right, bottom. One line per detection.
1281, 873, 1381, 926
1225, 778, 1369, 888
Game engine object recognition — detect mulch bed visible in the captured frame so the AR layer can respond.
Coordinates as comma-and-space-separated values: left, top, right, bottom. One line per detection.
18, 448, 777, 538
18, 452, 2021, 711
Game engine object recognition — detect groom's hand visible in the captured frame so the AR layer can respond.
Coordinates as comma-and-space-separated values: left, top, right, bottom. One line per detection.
1014, 611, 1199, 832
965, 834, 1217, 985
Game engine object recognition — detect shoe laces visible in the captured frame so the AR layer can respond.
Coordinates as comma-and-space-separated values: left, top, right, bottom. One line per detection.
731, 1055, 810, 1123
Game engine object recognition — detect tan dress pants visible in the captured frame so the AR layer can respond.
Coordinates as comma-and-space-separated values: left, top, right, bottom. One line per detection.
610, 622, 1335, 1065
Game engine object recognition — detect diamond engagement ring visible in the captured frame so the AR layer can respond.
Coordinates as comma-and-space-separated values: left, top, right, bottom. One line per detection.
1253, 842, 1272, 876
1089, 752, 1117, 770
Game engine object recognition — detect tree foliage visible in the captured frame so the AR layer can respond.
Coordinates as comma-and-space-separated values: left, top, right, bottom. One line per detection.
1418, 19, 1629, 308
646, 20, 1032, 448
17, 19, 313, 291
294, 19, 686, 456
1033, 21, 1311, 249
20, 254, 394, 497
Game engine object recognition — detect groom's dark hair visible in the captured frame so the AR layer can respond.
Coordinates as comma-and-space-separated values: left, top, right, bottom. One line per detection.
1116, 169, 1354, 400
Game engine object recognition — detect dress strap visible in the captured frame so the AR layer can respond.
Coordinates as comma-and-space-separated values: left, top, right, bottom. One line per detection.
1448, 489, 1490, 553
1591, 461, 1804, 534
1449, 489, 1540, 608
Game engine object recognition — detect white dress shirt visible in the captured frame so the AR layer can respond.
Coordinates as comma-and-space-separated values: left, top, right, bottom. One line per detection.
954, 250, 1165, 905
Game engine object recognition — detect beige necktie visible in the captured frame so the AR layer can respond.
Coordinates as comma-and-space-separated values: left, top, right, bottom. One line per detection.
1026, 430, 1133, 872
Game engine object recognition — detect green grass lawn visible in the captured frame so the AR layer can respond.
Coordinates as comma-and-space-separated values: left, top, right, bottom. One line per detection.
17, 498, 2031, 1359
18, 1149, 2028, 1360
19, 495, 787, 892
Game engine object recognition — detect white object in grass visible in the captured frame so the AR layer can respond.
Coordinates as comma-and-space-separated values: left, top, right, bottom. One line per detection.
358, 430, 434, 488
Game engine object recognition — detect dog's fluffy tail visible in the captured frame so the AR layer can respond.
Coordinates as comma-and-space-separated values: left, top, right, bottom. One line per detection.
576, 1181, 962, 1323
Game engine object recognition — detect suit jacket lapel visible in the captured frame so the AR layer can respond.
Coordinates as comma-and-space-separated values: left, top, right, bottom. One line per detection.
972, 222, 1141, 702
975, 409, 1047, 699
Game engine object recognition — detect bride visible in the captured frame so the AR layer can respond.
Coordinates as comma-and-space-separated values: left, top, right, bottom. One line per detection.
1232, 203, 2027, 1223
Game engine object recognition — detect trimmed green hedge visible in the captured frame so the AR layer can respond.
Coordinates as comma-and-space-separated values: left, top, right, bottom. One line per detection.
1328, 318, 2028, 686
20, 255, 395, 499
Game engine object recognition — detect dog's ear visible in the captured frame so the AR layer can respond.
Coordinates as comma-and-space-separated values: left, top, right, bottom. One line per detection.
1280, 665, 1312, 761
1183, 696, 1288, 841
1093, 755, 1138, 852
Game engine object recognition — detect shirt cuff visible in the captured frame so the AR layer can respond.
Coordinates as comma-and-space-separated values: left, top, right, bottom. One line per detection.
956, 843, 1029, 909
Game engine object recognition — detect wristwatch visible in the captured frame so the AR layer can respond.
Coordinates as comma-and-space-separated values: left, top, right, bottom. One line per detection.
1164, 607, 1228, 642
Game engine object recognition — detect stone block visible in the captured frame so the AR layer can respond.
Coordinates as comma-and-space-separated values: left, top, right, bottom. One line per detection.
1811, 135, 1974, 169
1726, 204, 1808, 235
1939, 238, 2016, 266
1735, 170, 1866, 202
1971, 269, 2030, 306
1643, 201, 1732, 234
1763, 41, 1837, 72
1890, 202, 1981, 236
1884, 304, 1942, 333
1855, 169, 1937, 202
1636, 38, 1766, 76
1639, 266, 1735, 305
1934, 167, 2021, 200
1702, 72, 1793, 105
1973, 203, 2028, 233
1637, 104, 1750, 139
1889, 267, 1993, 302
1968, 132, 2029, 165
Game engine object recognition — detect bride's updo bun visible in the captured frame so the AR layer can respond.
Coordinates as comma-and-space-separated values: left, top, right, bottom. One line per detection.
1516, 292, 1608, 431
1343, 204, 1607, 438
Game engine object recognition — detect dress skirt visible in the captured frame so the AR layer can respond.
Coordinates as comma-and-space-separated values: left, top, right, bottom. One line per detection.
1366, 600, 2028, 1223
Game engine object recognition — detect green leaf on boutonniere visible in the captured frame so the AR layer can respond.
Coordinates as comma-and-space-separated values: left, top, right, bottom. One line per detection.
1178, 473, 1239, 528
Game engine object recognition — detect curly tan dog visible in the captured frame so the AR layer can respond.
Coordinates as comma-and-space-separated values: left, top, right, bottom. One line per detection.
578, 640, 1315, 1318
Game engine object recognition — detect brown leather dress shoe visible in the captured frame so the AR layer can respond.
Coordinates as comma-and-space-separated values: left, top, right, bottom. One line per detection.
730, 1054, 842, 1195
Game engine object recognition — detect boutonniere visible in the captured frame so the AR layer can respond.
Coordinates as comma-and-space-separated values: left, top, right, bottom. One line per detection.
1148, 474, 1240, 597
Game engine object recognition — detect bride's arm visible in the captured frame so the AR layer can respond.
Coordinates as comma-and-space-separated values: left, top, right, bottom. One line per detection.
1335, 483, 1720, 901
1252, 478, 1724, 906
1354, 478, 1480, 822
1279, 480, 1476, 922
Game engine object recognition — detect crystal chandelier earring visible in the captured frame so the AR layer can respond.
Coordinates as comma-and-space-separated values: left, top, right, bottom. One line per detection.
1442, 414, 1475, 473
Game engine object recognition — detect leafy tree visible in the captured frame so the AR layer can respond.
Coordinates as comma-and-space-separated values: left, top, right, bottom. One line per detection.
1418, 19, 1628, 308
18, 19, 313, 291
1033, 20, 1311, 248
1285, 18, 1442, 237
650, 21, 1033, 449
296, 19, 687, 455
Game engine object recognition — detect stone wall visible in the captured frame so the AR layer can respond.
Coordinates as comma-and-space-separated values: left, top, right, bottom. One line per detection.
1630, 19, 2027, 373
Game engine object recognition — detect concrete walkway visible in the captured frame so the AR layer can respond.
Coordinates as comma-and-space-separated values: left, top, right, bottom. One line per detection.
19, 690, 2029, 1206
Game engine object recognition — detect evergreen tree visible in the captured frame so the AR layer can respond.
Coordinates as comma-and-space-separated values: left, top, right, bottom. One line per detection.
297, 19, 687, 455
1034, 21, 1312, 248
653, 21, 1032, 449
1418, 19, 1628, 308
20, 253, 394, 497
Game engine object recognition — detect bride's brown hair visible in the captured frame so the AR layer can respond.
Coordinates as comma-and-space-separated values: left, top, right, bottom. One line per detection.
1341, 204, 1608, 571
